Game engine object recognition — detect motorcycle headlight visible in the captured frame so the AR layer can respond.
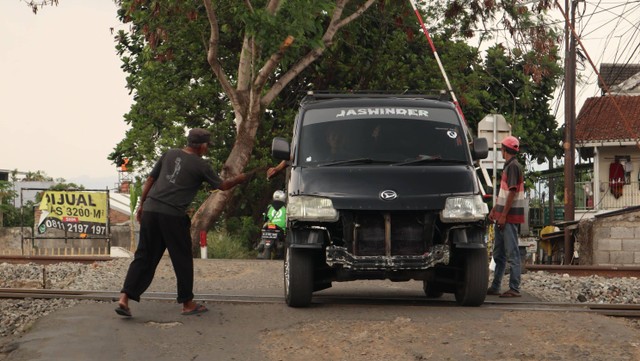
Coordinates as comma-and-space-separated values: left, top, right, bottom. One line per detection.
287, 196, 339, 222
440, 195, 488, 223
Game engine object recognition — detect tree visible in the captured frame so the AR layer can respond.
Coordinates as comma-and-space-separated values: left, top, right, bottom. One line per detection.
482, 44, 563, 164
112, 1, 562, 252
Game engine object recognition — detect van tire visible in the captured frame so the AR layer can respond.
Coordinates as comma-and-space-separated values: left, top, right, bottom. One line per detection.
454, 248, 488, 306
422, 281, 444, 298
284, 247, 314, 307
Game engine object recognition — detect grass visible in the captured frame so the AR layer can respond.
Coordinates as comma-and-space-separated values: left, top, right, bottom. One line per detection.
206, 231, 256, 259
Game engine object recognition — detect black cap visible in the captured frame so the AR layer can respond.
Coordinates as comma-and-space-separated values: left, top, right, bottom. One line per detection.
187, 128, 213, 145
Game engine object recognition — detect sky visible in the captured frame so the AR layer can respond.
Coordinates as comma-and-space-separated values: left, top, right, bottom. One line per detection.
471, 1, 640, 127
1, 0, 131, 190
548, 1, 640, 124
0, 1, 638, 189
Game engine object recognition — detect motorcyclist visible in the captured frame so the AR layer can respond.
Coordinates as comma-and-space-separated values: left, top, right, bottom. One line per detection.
257, 190, 287, 256
266, 190, 287, 230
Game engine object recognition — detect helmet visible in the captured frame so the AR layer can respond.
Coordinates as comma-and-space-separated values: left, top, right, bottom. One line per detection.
501, 136, 520, 152
273, 190, 286, 203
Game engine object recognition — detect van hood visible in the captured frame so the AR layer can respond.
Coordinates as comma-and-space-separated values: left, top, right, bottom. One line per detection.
288, 165, 479, 211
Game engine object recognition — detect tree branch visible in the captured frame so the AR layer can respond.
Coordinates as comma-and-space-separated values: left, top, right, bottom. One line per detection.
261, 0, 376, 105
265, 0, 282, 14
253, 36, 295, 92
334, 0, 376, 30
203, 0, 239, 105
237, 37, 254, 92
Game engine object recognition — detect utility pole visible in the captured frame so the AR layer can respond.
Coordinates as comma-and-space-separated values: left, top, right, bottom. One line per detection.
563, 0, 577, 264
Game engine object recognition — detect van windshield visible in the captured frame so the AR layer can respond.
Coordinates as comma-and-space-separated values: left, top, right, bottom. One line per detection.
298, 107, 468, 165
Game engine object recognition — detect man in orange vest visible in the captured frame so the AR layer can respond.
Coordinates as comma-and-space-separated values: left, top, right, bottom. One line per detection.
487, 136, 525, 298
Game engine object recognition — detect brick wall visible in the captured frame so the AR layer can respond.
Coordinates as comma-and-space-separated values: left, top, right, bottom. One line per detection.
110, 208, 131, 224
577, 209, 640, 266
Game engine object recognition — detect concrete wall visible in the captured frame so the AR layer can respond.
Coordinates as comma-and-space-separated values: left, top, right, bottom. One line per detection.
576, 209, 640, 266
0, 224, 138, 255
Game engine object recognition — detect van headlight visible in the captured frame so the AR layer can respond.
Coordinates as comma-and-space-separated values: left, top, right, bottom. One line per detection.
288, 196, 339, 222
440, 195, 488, 222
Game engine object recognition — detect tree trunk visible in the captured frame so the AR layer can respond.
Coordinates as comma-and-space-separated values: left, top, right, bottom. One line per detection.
190, 189, 233, 255
190, 98, 261, 254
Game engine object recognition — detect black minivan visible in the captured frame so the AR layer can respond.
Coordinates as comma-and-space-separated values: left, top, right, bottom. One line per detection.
272, 92, 490, 307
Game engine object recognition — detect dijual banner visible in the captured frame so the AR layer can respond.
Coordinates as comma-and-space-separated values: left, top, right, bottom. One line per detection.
37, 191, 108, 236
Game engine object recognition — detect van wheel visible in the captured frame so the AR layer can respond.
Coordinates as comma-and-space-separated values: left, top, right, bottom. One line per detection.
454, 248, 488, 306
284, 247, 314, 307
422, 281, 444, 298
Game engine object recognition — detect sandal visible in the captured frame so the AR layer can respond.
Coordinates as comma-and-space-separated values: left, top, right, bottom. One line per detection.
181, 303, 208, 316
115, 304, 132, 317
499, 289, 522, 298
487, 288, 501, 296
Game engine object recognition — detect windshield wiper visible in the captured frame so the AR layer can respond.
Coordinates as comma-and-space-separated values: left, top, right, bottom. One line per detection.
318, 158, 395, 167
394, 155, 466, 166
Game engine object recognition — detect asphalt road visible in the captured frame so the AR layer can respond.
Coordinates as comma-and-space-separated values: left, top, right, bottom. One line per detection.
2, 259, 640, 361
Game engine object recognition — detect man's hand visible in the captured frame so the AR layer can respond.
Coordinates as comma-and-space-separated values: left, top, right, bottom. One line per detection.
488, 209, 495, 222
496, 214, 507, 230
267, 161, 287, 180
266, 167, 278, 179
236, 173, 248, 184
136, 204, 143, 223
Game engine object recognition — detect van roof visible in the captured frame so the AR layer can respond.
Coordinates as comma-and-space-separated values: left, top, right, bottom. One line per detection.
301, 90, 450, 103
300, 94, 457, 111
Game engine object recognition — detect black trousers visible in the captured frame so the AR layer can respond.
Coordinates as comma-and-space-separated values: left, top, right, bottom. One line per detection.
121, 211, 194, 303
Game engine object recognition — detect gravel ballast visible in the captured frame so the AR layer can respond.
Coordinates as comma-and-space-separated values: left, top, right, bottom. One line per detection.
1, 258, 639, 337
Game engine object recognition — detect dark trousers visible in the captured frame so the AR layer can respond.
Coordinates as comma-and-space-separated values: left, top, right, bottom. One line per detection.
121, 211, 194, 303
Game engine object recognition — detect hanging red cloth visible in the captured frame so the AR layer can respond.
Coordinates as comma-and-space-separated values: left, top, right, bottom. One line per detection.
609, 161, 625, 199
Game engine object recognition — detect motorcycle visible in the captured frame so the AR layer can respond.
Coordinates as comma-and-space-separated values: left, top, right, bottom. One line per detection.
257, 190, 287, 260
258, 221, 285, 260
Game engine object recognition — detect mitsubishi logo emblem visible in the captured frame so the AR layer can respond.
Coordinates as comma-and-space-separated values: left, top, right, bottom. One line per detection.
379, 190, 397, 201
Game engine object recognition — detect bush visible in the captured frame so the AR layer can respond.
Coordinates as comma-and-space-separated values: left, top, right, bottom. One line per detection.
206, 230, 256, 259
224, 216, 262, 249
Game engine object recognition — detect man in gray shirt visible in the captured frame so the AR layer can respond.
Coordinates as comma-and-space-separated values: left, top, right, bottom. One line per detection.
116, 128, 248, 317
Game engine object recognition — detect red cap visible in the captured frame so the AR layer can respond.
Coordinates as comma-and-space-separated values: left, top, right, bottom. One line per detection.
501, 136, 519, 152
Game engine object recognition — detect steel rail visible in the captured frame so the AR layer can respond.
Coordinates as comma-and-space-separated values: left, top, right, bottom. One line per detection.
5, 256, 640, 279
1, 288, 639, 317
525, 264, 640, 278
0, 255, 112, 265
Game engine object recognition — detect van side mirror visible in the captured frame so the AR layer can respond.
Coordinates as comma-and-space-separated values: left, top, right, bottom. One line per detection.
472, 137, 489, 160
272, 137, 291, 161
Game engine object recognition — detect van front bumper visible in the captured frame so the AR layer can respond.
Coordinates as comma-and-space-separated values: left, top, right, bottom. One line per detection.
325, 244, 449, 271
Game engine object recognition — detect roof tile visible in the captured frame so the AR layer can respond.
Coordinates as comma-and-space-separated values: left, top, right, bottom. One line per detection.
576, 96, 640, 143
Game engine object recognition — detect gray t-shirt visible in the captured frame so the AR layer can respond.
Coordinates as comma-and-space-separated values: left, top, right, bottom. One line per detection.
144, 149, 222, 216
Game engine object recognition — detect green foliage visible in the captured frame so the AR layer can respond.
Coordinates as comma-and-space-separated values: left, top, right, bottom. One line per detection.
206, 229, 256, 259
224, 216, 262, 249
1, 180, 35, 227
481, 45, 563, 164
22, 170, 53, 182
0, 181, 17, 226
1, 201, 36, 227
112, 0, 564, 254
129, 177, 143, 214
48, 182, 85, 191
0, 181, 15, 199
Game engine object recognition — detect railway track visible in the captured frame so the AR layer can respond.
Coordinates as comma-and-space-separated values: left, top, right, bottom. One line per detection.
4, 256, 640, 278
2, 288, 639, 318
4, 255, 640, 277
0, 255, 112, 265
525, 264, 640, 278
2, 257, 639, 317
